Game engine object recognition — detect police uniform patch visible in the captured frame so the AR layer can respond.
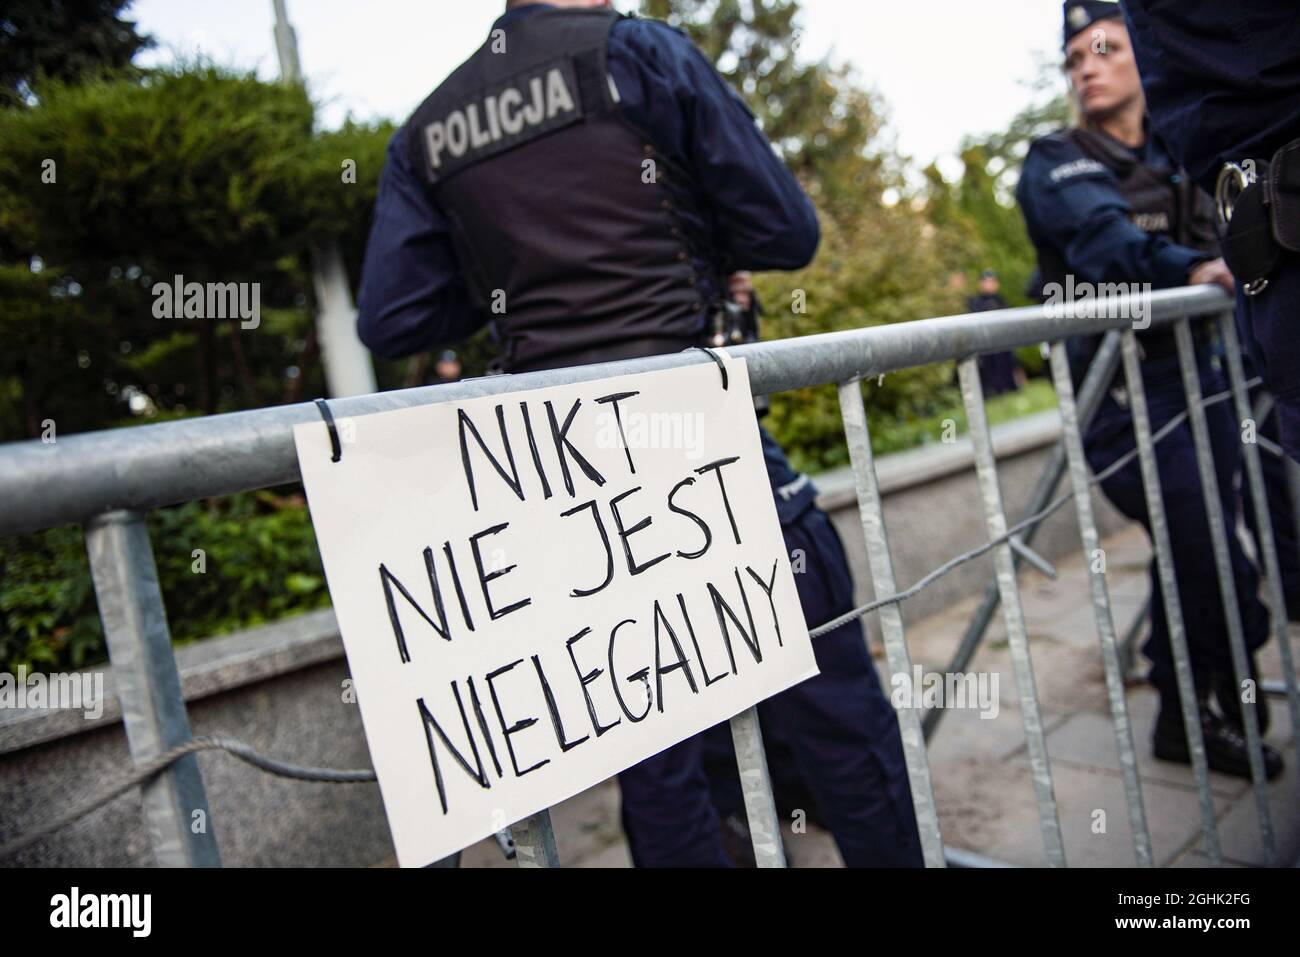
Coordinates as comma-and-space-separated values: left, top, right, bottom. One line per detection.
1130, 211, 1171, 232
1049, 157, 1108, 183
420, 55, 587, 185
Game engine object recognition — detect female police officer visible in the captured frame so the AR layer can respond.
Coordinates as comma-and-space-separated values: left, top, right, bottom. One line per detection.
1015, 1, 1282, 779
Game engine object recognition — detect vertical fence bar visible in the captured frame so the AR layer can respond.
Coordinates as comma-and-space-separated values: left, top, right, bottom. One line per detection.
729, 706, 787, 868
837, 378, 946, 867
1120, 329, 1221, 864
84, 510, 220, 867
1288, 460, 1300, 587
929, 329, 1125, 740
1289, 461, 1300, 622
1117, 598, 1150, 680
957, 357, 1066, 867
1219, 315, 1300, 765
1173, 320, 1275, 864
510, 810, 560, 868
1048, 341, 1153, 866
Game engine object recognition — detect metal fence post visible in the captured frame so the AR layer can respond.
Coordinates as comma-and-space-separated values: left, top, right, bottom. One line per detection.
1173, 320, 1275, 864
837, 378, 946, 867
929, 329, 1125, 741
83, 510, 220, 867
1048, 341, 1153, 866
1218, 315, 1300, 767
1119, 329, 1221, 865
1288, 458, 1300, 590
729, 706, 787, 868
957, 357, 1066, 867
510, 810, 560, 868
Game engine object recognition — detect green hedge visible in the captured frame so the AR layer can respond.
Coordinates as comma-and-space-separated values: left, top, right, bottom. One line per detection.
0, 490, 330, 675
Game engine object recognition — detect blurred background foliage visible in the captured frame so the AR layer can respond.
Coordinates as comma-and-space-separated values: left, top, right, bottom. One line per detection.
0, 0, 1069, 672
0, 492, 331, 673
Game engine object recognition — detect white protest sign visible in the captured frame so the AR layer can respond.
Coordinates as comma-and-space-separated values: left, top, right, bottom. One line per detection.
294, 355, 818, 867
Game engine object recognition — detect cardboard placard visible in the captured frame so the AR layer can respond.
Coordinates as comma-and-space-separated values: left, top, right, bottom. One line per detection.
294, 356, 817, 866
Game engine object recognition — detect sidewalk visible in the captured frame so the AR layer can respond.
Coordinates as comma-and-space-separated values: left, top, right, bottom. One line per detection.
456, 523, 1299, 868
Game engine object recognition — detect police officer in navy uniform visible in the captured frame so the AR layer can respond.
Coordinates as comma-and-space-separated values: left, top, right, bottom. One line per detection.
1118, 1, 1300, 621
968, 270, 1019, 396
1016, 1, 1282, 779
355, 0, 923, 866
1121, 0, 1300, 463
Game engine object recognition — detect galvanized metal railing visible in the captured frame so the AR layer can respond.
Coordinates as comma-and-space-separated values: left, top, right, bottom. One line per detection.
2, 283, 1297, 868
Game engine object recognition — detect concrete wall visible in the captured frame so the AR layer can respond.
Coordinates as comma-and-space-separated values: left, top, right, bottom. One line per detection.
0, 409, 1130, 867
0, 612, 390, 868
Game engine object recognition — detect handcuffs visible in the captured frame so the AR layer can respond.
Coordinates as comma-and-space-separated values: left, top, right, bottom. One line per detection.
1216, 136, 1300, 297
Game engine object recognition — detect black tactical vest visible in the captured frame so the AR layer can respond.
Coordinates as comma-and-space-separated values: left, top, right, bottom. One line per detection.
1029, 127, 1219, 381
402, 8, 715, 373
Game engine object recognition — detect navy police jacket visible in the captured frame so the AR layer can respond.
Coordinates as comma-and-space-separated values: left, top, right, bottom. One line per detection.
356, 3, 819, 363
1121, 0, 1300, 197
1016, 128, 1209, 292
356, 3, 824, 526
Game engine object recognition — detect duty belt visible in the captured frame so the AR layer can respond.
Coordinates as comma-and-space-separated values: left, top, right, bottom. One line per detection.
1216, 136, 1300, 296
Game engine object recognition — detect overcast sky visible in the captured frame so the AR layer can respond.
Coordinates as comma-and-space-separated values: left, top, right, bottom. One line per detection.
131, 0, 1068, 178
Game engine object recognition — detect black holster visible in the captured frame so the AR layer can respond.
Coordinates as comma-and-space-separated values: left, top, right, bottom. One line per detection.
1221, 137, 1300, 292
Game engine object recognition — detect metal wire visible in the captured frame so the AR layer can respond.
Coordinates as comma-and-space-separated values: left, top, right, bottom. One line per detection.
0, 735, 375, 860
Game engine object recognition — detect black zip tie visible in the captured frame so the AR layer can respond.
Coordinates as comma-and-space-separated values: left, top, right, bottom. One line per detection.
684, 345, 729, 390
314, 398, 342, 463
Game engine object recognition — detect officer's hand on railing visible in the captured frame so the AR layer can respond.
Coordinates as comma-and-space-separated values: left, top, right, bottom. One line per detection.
1188, 257, 1236, 294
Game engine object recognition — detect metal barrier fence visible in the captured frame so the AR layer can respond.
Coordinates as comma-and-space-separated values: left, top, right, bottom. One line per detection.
1, 284, 1297, 868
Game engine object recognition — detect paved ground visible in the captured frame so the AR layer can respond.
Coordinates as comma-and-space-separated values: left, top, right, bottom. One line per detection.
454, 523, 1299, 868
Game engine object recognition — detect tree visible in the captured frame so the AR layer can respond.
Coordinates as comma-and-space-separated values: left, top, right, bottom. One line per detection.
639, 0, 893, 224
918, 85, 1071, 378
638, 0, 968, 469
0, 0, 152, 109
923, 79, 1071, 299
961, 89, 1072, 203
0, 66, 403, 433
